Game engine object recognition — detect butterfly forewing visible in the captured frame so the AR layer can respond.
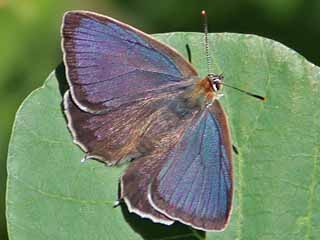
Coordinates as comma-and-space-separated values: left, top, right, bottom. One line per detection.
62, 11, 197, 113
149, 101, 233, 231
62, 11, 199, 164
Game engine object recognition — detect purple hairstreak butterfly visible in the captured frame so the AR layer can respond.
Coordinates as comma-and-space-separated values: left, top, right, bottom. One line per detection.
61, 10, 265, 231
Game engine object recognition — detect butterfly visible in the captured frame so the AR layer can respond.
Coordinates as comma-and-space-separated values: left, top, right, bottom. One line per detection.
62, 10, 233, 231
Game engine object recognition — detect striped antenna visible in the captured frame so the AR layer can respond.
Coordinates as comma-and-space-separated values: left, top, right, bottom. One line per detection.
221, 82, 266, 101
201, 10, 212, 74
201, 11, 266, 102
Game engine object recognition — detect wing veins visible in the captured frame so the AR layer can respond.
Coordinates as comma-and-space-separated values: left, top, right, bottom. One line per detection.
177, 164, 202, 211
193, 115, 211, 216
74, 70, 183, 87
66, 16, 187, 78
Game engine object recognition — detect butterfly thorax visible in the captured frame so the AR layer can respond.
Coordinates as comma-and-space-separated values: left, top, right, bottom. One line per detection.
186, 74, 224, 108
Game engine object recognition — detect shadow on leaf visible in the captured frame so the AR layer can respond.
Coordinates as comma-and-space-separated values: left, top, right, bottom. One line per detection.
120, 200, 205, 240
55, 63, 68, 97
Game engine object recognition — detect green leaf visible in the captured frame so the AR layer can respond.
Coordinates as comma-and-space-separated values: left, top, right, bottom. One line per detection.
7, 32, 320, 240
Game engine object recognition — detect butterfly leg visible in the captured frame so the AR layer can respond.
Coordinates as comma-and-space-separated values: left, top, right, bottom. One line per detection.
232, 144, 239, 155
80, 154, 89, 163
185, 44, 192, 63
113, 199, 123, 208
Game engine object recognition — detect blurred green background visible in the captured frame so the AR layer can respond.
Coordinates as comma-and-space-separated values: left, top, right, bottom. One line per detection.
1, 0, 319, 239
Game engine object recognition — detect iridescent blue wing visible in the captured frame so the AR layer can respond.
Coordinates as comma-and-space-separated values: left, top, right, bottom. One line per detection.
149, 101, 233, 231
62, 11, 197, 113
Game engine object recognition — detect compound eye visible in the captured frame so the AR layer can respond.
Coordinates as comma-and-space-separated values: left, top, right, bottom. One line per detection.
207, 74, 223, 92
211, 78, 222, 92
215, 81, 222, 91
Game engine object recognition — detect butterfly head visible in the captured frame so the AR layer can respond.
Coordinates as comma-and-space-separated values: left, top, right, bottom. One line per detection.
186, 73, 224, 109
207, 73, 223, 92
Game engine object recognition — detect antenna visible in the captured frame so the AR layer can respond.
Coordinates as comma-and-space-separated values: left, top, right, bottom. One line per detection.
201, 10, 266, 102
221, 82, 266, 101
202, 10, 212, 74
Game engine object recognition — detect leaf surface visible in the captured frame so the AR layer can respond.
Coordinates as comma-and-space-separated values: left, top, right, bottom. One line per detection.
7, 33, 320, 240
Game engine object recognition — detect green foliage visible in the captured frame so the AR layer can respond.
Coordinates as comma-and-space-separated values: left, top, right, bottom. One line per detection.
6, 33, 320, 240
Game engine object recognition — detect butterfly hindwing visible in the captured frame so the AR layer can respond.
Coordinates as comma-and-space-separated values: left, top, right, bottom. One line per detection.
119, 103, 200, 223
64, 89, 196, 164
62, 11, 197, 113
149, 101, 233, 231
